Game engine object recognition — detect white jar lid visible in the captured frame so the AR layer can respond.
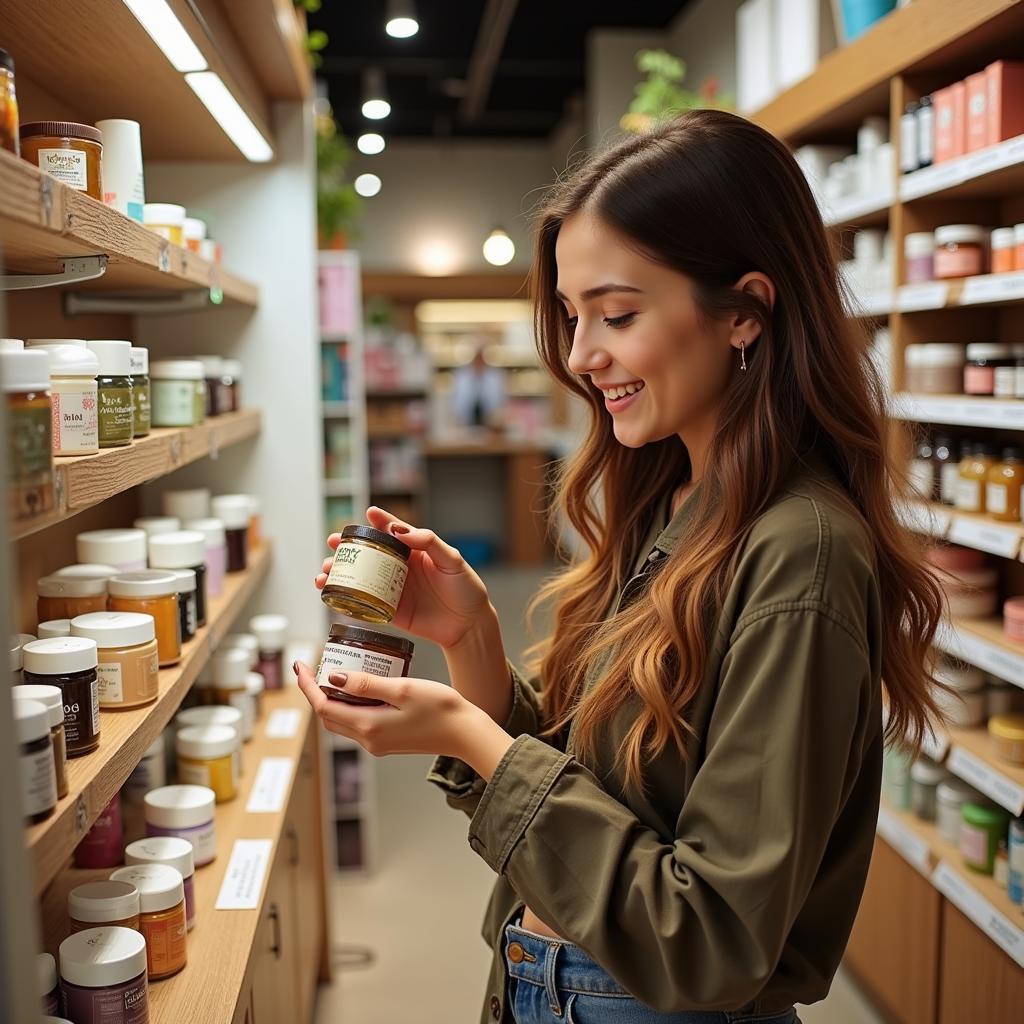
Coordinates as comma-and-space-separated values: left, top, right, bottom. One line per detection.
14, 699, 50, 744
134, 516, 181, 537
223, 633, 259, 662
183, 217, 207, 241
937, 777, 980, 804
26, 339, 88, 348
59, 926, 148, 988
1, 338, 24, 351
183, 517, 227, 547
211, 495, 252, 529
176, 723, 238, 760
221, 359, 242, 378
76, 528, 148, 566
143, 203, 186, 225
71, 611, 156, 648
150, 359, 204, 381
992, 227, 1015, 249
109, 864, 184, 914
37, 952, 56, 996
10, 633, 35, 671
904, 232, 935, 257
0, 350, 50, 391
250, 614, 287, 649
125, 836, 195, 879
195, 355, 222, 377
934, 224, 988, 246
171, 568, 197, 594
129, 347, 149, 375
162, 487, 211, 520
246, 671, 265, 696
1015, 223, 1024, 244
37, 573, 108, 598
13, 684, 64, 728
68, 881, 140, 923
910, 757, 946, 785
904, 343, 965, 368
37, 620, 71, 639
144, 784, 216, 828
107, 570, 179, 599
85, 340, 132, 376
31, 343, 100, 376
177, 705, 242, 731
966, 343, 1013, 361
148, 530, 206, 568
213, 646, 250, 688
23, 637, 98, 675
55, 563, 119, 580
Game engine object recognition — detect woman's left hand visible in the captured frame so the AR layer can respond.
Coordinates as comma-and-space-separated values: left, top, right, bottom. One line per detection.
294, 661, 515, 776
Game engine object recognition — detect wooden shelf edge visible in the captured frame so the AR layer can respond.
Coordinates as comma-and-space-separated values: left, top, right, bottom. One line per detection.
12, 410, 262, 542
0, 151, 259, 306
26, 543, 274, 894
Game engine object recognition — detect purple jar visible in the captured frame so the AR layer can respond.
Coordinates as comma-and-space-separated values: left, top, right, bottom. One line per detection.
142, 785, 216, 867
59, 926, 149, 1024
125, 836, 197, 931
74, 794, 124, 869
182, 518, 226, 599
904, 231, 935, 283
249, 614, 287, 691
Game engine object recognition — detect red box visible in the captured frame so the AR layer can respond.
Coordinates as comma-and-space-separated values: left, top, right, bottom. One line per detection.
933, 81, 966, 163
986, 60, 1024, 146
965, 71, 989, 152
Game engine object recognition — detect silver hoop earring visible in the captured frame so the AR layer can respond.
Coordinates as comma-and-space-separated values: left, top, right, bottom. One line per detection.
739, 340, 747, 372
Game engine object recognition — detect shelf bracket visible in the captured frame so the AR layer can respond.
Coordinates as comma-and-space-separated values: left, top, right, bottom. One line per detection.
0, 255, 108, 291
63, 288, 214, 316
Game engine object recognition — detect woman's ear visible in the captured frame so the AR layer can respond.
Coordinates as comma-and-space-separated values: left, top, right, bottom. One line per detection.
730, 271, 775, 348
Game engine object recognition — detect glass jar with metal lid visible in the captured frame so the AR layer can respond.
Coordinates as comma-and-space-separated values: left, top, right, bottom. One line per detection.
317, 623, 415, 704
85, 341, 134, 447
20, 120, 103, 200
321, 526, 411, 623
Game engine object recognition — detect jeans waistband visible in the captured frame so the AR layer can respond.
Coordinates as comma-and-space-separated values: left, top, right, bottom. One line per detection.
504, 923, 629, 997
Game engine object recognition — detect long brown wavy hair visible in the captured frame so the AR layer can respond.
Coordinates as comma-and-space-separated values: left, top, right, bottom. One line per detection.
525, 109, 945, 790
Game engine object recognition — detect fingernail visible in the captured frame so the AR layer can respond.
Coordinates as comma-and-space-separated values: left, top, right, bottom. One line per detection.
292, 661, 299, 675
390, 523, 410, 535
329, 672, 348, 687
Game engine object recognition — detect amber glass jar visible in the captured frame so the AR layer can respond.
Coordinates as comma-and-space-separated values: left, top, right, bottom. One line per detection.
957, 444, 997, 513
108, 571, 182, 667
986, 447, 1024, 522
20, 120, 103, 200
0, 48, 18, 155
321, 526, 410, 623
2, 350, 54, 522
316, 623, 414, 704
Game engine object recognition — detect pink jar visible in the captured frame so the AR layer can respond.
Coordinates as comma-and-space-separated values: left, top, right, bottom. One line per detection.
74, 794, 124, 869
927, 543, 987, 575
934, 224, 987, 279
904, 232, 935, 283
1005, 597, 1024, 642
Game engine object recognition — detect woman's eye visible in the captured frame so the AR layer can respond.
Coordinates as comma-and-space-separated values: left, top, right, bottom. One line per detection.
566, 316, 579, 330
603, 312, 636, 329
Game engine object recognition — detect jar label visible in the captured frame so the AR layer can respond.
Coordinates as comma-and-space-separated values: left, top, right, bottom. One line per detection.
37, 148, 87, 190
98, 387, 134, 442
317, 642, 408, 691
986, 483, 1008, 515
141, 906, 187, 977
152, 380, 198, 426
52, 386, 99, 454
19, 744, 57, 817
326, 544, 407, 610
960, 822, 989, 866
134, 382, 151, 434
97, 661, 124, 704
956, 478, 982, 511
61, 676, 100, 749
62, 974, 149, 1023
11, 403, 52, 494
178, 759, 212, 789
941, 464, 961, 505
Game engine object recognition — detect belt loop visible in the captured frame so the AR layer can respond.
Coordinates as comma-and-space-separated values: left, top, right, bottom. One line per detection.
544, 942, 562, 1016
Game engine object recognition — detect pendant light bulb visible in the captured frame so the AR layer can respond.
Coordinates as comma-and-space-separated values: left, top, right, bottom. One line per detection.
386, 0, 419, 38
362, 68, 391, 120
357, 132, 386, 155
483, 228, 515, 267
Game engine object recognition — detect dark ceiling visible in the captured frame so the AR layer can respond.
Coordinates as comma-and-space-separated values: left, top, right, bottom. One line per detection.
309, 0, 689, 140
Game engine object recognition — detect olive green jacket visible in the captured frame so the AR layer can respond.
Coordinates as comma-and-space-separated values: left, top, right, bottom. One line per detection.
428, 460, 884, 1022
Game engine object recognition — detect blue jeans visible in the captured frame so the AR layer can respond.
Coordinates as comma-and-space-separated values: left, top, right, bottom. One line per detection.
503, 921, 800, 1024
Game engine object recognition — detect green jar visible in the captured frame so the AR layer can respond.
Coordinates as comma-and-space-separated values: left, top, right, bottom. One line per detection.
130, 346, 150, 437
86, 341, 134, 447
150, 359, 205, 428
960, 800, 1011, 875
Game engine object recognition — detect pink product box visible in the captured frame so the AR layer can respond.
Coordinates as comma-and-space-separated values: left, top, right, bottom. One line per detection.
933, 81, 966, 164
965, 71, 989, 153
986, 60, 1024, 147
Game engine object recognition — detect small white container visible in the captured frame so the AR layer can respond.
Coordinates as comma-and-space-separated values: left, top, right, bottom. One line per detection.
143, 785, 217, 867
95, 119, 145, 221
143, 203, 186, 245
37, 619, 71, 639
163, 487, 210, 521
936, 777, 980, 845
76, 528, 148, 572
31, 344, 100, 456
212, 647, 255, 741
134, 516, 180, 538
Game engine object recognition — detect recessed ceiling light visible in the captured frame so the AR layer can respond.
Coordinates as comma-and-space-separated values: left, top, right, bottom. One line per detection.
483, 228, 515, 267
355, 173, 382, 197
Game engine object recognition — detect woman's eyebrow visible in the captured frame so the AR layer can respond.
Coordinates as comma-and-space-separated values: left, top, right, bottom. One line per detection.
555, 283, 644, 302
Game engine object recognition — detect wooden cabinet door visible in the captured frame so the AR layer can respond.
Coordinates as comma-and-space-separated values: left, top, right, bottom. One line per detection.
845, 838, 941, 1024
249, 843, 299, 1024
938, 901, 1024, 1023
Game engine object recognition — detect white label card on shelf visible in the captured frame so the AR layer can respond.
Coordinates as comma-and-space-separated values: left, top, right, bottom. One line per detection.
948, 517, 1022, 559
898, 282, 949, 311
246, 757, 295, 814
215, 839, 273, 910
935, 623, 1024, 688
266, 708, 302, 739
960, 271, 1024, 306
947, 746, 1024, 816
932, 861, 1024, 967
876, 807, 933, 876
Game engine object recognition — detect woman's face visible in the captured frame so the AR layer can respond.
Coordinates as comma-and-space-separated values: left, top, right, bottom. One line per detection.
557, 211, 736, 450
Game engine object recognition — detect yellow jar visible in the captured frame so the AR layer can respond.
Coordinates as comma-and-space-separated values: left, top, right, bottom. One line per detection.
957, 444, 996, 513
986, 447, 1024, 522
175, 724, 237, 802
988, 713, 1024, 766
109, 864, 187, 980
321, 525, 410, 623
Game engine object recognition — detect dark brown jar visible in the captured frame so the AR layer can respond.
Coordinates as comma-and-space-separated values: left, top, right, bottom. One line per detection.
15, 699, 57, 824
316, 623, 414, 705
22, 637, 100, 757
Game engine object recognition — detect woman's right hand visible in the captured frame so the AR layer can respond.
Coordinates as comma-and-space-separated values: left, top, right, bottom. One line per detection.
315, 507, 494, 651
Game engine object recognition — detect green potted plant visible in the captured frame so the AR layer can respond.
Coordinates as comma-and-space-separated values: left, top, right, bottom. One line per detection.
316, 118, 362, 249
620, 49, 733, 134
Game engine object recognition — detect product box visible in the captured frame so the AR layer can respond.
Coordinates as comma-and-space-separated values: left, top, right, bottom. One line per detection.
933, 81, 966, 164
986, 60, 1024, 147
965, 71, 989, 153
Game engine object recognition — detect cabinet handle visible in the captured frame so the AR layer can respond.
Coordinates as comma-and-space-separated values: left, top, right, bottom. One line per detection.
269, 903, 282, 959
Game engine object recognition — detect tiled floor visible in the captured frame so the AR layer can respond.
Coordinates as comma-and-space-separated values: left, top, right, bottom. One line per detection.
313, 565, 884, 1024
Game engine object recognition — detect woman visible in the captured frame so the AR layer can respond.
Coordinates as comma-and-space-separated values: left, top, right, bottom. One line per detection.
297, 109, 945, 1024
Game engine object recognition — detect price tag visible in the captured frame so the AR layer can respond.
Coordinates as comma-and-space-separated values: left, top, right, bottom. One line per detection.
947, 746, 1024, 816
266, 708, 302, 739
246, 757, 294, 813
215, 839, 273, 910
960, 271, 1024, 306
948, 517, 1021, 559
898, 282, 949, 311
932, 861, 1024, 967
876, 807, 933, 875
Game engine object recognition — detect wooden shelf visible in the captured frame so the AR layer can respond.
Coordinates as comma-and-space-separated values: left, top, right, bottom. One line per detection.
875, 801, 1024, 967
892, 393, 1024, 430
901, 134, 1024, 201
0, 151, 259, 305
934, 617, 1024, 690
822, 189, 893, 228
38, 687, 316, 1023
26, 543, 273, 894
220, 0, 312, 102
12, 409, 262, 542
896, 272, 1024, 312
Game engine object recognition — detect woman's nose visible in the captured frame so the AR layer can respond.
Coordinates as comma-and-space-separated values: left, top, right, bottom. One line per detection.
567, 327, 610, 378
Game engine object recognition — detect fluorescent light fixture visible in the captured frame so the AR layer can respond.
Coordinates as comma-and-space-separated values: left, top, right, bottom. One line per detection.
483, 228, 515, 267
355, 173, 382, 197
185, 72, 274, 162
362, 68, 391, 120
357, 132, 386, 155
122, 0, 207, 72
386, 0, 419, 38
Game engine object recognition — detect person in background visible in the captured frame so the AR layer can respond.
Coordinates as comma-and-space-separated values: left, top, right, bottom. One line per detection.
450, 338, 507, 431
299, 109, 946, 1024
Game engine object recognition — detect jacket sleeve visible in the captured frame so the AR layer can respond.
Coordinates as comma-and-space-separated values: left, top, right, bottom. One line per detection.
426, 660, 546, 817
463, 605, 874, 1012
